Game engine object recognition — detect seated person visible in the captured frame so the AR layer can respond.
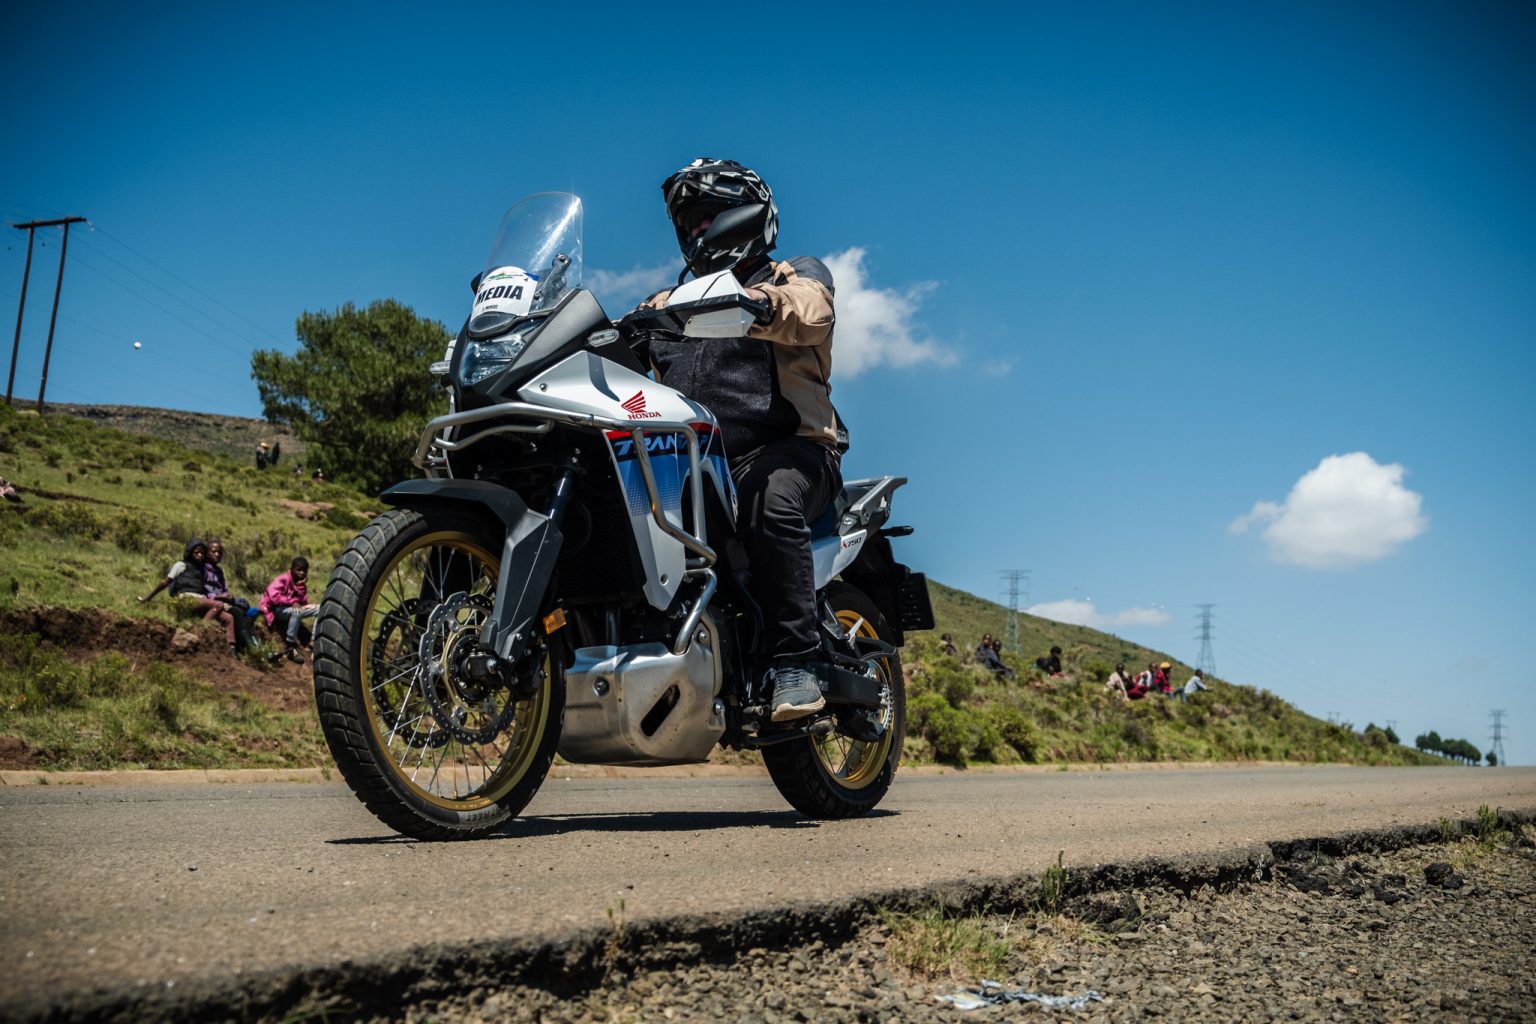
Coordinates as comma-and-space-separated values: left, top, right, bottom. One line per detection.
204, 538, 257, 654
940, 633, 958, 657
1179, 670, 1208, 703
140, 538, 237, 656
1104, 663, 1130, 700
1034, 645, 1063, 677
1127, 663, 1154, 699
975, 633, 1008, 675
261, 556, 320, 664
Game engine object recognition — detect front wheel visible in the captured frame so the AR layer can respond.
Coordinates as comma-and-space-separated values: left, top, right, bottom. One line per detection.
313, 507, 562, 840
763, 582, 905, 818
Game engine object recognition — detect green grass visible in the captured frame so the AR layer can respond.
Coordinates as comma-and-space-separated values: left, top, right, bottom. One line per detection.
877, 905, 1014, 982
0, 403, 370, 612
0, 633, 327, 769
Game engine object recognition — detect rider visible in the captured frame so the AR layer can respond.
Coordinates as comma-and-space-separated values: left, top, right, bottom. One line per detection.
637, 157, 842, 723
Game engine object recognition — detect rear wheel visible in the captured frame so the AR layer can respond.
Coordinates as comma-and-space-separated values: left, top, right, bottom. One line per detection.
763, 582, 905, 818
313, 507, 562, 840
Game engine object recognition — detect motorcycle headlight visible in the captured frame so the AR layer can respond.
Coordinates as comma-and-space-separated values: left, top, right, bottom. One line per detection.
461, 330, 530, 386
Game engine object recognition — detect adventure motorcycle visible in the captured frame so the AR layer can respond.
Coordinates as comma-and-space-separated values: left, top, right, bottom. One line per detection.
313, 193, 933, 840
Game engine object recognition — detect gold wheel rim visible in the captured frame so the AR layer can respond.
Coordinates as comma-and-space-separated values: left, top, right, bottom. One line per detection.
360, 530, 550, 811
811, 609, 894, 789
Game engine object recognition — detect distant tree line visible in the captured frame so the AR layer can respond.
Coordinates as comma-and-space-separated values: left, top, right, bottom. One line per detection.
1413, 730, 1485, 765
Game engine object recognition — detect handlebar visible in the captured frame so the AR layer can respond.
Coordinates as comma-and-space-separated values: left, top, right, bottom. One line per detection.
617, 293, 770, 337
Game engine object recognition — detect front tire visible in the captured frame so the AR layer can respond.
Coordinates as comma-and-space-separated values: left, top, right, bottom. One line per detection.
763, 582, 905, 818
313, 507, 562, 840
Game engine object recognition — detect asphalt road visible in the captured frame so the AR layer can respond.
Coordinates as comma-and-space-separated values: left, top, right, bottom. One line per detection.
3, 765, 1533, 1012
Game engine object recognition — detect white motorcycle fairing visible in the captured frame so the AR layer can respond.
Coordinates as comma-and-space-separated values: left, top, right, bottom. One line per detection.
517, 350, 735, 610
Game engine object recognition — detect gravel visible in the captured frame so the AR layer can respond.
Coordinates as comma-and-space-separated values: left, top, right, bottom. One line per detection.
386, 824, 1536, 1024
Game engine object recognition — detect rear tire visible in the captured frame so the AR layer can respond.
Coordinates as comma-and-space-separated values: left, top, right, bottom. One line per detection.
313, 507, 562, 840
763, 582, 905, 818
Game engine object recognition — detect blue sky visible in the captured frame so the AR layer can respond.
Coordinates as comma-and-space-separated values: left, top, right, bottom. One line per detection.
3, 3, 1532, 763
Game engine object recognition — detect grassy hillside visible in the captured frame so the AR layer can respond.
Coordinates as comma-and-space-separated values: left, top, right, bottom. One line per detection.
0, 403, 365, 613
904, 594, 1437, 766
51, 402, 308, 468
0, 403, 1442, 771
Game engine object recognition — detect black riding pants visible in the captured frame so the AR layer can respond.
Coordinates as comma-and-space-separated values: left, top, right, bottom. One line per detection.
731, 436, 842, 667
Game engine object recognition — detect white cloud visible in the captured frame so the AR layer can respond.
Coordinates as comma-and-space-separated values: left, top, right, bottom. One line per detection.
586, 261, 676, 312
822, 247, 955, 378
1026, 599, 1173, 629
1228, 452, 1427, 569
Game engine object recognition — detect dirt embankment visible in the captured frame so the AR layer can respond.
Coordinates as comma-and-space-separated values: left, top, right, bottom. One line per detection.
1, 606, 314, 715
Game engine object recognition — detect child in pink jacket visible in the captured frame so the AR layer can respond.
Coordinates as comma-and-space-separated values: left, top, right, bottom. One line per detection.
261, 556, 319, 664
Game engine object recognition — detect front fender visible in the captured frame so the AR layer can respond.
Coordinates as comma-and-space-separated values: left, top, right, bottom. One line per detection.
380, 478, 563, 662
381, 478, 533, 534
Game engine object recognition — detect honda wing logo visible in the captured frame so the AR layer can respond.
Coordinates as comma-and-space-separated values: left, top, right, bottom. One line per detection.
621, 390, 661, 419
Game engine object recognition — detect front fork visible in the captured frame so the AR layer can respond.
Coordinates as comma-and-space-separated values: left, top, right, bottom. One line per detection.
461, 465, 576, 690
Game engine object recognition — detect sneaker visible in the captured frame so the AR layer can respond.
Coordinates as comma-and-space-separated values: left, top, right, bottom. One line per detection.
284, 645, 305, 665
768, 664, 826, 723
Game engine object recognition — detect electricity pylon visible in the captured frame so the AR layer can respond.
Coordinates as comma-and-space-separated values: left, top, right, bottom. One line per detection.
1000, 569, 1029, 652
1489, 709, 1508, 767
1195, 604, 1216, 676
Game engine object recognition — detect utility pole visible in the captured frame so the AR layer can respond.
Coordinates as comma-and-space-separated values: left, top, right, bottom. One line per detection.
1194, 603, 1217, 676
999, 569, 1029, 653
7, 216, 85, 411
1489, 709, 1507, 767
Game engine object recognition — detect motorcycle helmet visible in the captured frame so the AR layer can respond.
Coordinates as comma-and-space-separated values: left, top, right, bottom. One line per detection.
661, 157, 778, 274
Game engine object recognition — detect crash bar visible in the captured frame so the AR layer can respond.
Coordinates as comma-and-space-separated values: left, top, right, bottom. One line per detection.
413, 401, 715, 566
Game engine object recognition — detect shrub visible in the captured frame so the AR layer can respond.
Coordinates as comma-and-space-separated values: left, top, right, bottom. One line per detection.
1120, 715, 1158, 759
928, 663, 976, 707
987, 704, 1042, 762
910, 691, 979, 763
973, 715, 1007, 761
29, 500, 107, 540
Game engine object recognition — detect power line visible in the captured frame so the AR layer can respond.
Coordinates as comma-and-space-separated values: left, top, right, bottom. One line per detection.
0, 300, 259, 409
1194, 603, 1216, 676
71, 231, 274, 351
85, 223, 285, 342
66, 251, 254, 360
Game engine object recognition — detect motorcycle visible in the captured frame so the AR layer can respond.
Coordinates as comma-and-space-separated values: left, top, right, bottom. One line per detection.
313, 193, 933, 840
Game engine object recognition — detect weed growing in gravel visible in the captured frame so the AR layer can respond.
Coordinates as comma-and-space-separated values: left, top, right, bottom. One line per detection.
1474, 805, 1507, 848
603, 898, 628, 980
877, 905, 1012, 982
1438, 816, 1460, 843
1037, 850, 1067, 913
